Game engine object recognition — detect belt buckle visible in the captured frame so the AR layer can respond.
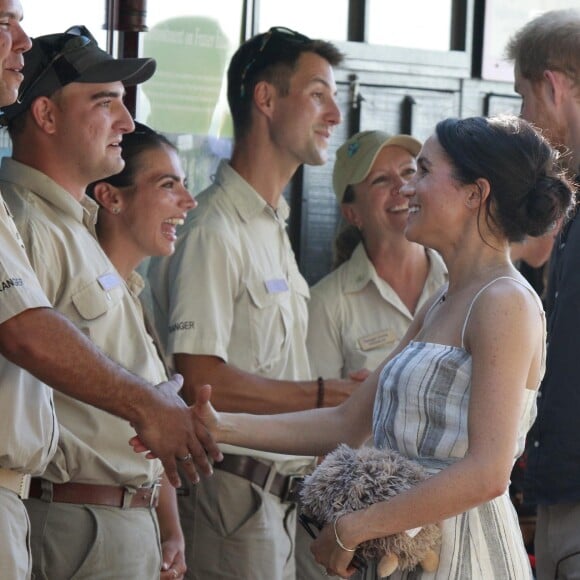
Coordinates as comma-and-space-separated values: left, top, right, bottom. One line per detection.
282, 474, 304, 504
149, 481, 161, 508
262, 464, 277, 495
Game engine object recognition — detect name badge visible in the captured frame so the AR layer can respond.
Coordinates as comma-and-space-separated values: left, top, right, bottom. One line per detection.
97, 272, 122, 292
358, 329, 396, 352
265, 278, 289, 294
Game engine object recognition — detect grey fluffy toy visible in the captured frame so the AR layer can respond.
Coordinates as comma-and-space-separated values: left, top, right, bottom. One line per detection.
300, 444, 441, 578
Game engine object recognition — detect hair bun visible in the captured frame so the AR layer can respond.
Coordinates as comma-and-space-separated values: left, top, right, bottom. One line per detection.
524, 174, 575, 237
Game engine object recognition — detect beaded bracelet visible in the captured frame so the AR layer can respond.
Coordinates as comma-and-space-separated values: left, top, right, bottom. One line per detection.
333, 515, 356, 552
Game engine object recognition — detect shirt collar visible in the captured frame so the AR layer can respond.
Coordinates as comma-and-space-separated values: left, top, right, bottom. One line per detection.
0, 157, 91, 225
342, 243, 378, 294
342, 244, 447, 300
214, 160, 290, 223
127, 270, 145, 296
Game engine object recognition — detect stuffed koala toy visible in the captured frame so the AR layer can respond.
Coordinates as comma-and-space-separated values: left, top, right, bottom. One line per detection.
299, 444, 441, 578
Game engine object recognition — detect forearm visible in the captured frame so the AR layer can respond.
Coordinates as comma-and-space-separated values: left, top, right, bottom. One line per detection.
218, 405, 359, 456
175, 354, 355, 412
156, 474, 184, 544
206, 372, 377, 456
0, 307, 156, 425
345, 454, 508, 547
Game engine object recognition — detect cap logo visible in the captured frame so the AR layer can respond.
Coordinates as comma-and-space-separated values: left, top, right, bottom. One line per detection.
347, 142, 360, 157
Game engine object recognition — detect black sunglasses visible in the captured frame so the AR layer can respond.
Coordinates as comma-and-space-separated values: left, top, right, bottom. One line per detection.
239, 26, 310, 98
17, 25, 93, 105
298, 513, 368, 573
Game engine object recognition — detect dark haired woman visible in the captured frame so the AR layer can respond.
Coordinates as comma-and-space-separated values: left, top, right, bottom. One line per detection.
142, 115, 574, 579
89, 123, 196, 580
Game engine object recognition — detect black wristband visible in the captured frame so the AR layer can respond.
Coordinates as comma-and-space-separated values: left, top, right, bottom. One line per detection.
316, 377, 325, 408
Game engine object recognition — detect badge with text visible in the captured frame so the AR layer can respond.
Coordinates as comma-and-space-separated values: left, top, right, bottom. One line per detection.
265, 278, 289, 294
97, 272, 122, 292
358, 329, 396, 352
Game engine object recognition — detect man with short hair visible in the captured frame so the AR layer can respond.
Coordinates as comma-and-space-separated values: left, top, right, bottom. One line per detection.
0, 25, 219, 579
0, 4, 219, 580
507, 9, 580, 579
149, 27, 358, 580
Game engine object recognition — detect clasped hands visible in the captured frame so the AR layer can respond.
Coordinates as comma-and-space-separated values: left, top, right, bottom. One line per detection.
129, 378, 222, 487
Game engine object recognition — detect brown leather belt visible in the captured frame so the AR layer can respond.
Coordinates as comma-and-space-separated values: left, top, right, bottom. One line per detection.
28, 478, 161, 509
214, 454, 304, 503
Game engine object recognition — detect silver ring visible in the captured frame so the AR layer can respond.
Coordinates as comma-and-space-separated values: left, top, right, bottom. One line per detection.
172, 570, 178, 578
177, 453, 193, 462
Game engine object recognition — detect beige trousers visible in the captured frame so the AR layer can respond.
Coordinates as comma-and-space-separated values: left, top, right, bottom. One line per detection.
25, 497, 161, 579
0, 488, 31, 579
179, 467, 297, 580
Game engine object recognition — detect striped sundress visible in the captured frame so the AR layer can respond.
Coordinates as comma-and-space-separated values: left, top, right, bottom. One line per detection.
366, 277, 543, 580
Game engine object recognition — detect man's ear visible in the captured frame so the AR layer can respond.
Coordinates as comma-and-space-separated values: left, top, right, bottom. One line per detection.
92, 182, 123, 214
253, 80, 277, 119
543, 69, 571, 107
29, 96, 58, 134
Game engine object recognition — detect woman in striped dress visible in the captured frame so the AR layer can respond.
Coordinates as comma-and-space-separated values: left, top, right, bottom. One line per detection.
162, 115, 575, 579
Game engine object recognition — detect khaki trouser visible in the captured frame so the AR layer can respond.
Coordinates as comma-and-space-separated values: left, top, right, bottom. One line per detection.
25, 497, 162, 579
180, 467, 297, 580
0, 487, 31, 580
536, 502, 580, 580
296, 520, 328, 580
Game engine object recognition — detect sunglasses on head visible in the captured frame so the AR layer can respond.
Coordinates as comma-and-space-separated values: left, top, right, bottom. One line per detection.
16, 25, 94, 106
239, 26, 310, 98
298, 513, 368, 573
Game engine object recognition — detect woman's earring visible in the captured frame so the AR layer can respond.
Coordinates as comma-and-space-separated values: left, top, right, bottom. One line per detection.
112, 207, 121, 215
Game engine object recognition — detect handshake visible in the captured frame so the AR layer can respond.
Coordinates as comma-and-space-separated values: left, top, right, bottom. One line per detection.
129, 379, 221, 487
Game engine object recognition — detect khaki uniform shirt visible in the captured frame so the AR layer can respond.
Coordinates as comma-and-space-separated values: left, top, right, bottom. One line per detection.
0, 196, 55, 474
0, 158, 164, 488
149, 160, 312, 470
307, 243, 447, 378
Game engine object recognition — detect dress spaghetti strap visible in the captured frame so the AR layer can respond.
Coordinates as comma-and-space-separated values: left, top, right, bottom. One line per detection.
460, 276, 544, 350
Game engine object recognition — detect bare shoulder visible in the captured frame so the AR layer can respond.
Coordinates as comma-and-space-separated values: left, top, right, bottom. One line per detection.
467, 276, 543, 343
476, 276, 540, 312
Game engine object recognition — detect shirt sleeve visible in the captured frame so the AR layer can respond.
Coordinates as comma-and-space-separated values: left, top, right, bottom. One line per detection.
0, 202, 50, 324
165, 221, 239, 362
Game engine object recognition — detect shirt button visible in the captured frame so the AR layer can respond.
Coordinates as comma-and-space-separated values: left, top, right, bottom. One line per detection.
534, 441, 540, 448
537, 391, 542, 398
560, 242, 566, 250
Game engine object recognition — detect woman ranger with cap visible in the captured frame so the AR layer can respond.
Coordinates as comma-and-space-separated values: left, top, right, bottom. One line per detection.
307, 131, 447, 380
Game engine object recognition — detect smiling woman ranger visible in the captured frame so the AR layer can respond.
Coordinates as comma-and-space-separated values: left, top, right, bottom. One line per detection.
87, 122, 195, 580
87, 122, 196, 281
186, 115, 575, 579
307, 131, 447, 380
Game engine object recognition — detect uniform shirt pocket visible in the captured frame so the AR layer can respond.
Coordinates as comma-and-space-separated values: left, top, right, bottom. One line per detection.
71, 275, 124, 321
245, 277, 291, 373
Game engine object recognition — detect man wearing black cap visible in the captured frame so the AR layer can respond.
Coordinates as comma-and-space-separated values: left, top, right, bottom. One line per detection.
0, 8, 221, 580
0, 25, 214, 579
149, 27, 358, 580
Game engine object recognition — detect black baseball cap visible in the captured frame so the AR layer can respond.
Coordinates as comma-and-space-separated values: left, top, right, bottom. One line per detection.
0, 25, 156, 126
